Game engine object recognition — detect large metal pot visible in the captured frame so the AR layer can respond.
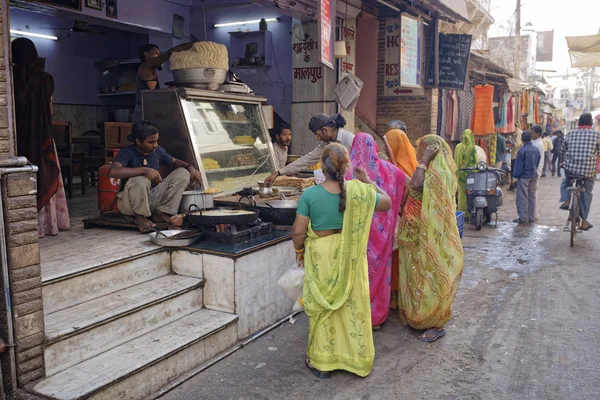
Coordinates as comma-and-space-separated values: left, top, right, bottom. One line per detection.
179, 191, 214, 214
172, 68, 227, 88
186, 206, 260, 226
258, 200, 298, 226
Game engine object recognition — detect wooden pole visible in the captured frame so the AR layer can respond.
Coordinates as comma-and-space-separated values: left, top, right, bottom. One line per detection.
515, 0, 521, 79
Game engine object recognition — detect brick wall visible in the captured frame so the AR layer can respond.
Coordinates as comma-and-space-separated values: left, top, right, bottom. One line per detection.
375, 19, 437, 143
0, 2, 46, 392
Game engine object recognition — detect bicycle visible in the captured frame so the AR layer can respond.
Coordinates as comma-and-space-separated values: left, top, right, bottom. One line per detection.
563, 175, 587, 247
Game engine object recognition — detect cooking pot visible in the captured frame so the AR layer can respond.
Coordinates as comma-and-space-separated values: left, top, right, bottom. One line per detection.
178, 190, 214, 214
258, 199, 298, 226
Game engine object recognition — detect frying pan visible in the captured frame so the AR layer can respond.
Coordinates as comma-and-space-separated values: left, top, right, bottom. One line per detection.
186, 204, 260, 226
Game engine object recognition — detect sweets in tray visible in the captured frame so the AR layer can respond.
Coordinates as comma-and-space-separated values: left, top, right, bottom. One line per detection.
202, 158, 221, 170
232, 136, 255, 145
225, 153, 258, 167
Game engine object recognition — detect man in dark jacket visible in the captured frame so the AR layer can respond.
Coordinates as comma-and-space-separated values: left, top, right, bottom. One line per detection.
513, 130, 541, 224
552, 130, 564, 177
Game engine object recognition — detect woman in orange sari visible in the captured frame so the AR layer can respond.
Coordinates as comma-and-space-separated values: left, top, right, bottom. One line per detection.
383, 126, 416, 308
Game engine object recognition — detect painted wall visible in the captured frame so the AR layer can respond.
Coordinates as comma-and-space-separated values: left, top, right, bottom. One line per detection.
10, 8, 148, 105
190, 2, 293, 124
355, 12, 378, 130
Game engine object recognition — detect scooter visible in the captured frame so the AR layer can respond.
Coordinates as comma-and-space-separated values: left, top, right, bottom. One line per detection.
462, 161, 504, 231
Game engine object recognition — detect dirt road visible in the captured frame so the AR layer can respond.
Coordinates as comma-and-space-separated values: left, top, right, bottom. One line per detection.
160, 177, 600, 400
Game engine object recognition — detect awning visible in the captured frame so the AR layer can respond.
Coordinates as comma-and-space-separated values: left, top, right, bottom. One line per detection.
566, 34, 600, 68
421, 0, 471, 23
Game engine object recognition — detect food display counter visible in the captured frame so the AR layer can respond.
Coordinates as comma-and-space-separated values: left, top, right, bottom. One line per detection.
141, 88, 276, 194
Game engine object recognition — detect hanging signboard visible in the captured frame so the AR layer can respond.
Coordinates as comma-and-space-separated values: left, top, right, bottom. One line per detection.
383, 18, 401, 97
318, 0, 335, 69
400, 14, 423, 88
438, 33, 472, 89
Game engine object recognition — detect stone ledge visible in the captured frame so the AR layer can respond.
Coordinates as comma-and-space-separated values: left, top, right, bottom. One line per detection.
14, 311, 44, 340
8, 243, 41, 269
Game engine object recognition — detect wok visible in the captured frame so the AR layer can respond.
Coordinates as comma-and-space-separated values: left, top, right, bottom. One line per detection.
186, 205, 260, 226
258, 200, 298, 226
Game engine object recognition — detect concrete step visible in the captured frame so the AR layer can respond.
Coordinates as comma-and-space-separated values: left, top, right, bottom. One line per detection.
42, 252, 171, 315
44, 275, 204, 377
33, 309, 239, 400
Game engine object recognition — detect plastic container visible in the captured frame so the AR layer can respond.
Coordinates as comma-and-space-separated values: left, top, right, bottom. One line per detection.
456, 211, 465, 239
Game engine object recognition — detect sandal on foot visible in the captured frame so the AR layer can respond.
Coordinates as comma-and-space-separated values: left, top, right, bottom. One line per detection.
305, 358, 330, 379
419, 328, 446, 343
560, 202, 570, 210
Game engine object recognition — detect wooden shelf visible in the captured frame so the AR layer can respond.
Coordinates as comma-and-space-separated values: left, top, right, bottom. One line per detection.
98, 91, 136, 97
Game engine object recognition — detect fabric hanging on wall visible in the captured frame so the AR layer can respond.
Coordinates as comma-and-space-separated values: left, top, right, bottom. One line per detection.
489, 133, 497, 165
493, 86, 501, 127
450, 90, 460, 141
497, 93, 515, 134
471, 84, 495, 136
456, 89, 474, 141
535, 92, 540, 124
440, 89, 449, 140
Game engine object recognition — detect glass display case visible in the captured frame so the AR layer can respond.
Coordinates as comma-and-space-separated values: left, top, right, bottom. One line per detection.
141, 88, 275, 193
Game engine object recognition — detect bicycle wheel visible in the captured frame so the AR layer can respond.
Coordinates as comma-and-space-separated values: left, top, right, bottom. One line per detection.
570, 193, 579, 247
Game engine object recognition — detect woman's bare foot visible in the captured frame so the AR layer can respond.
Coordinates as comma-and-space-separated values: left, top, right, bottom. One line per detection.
135, 215, 156, 233
169, 214, 184, 227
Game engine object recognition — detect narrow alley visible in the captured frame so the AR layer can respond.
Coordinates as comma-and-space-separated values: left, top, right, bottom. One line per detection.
159, 176, 600, 400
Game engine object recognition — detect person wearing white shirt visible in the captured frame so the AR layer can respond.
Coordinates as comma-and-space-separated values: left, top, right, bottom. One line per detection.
265, 113, 354, 183
271, 124, 292, 171
531, 125, 545, 222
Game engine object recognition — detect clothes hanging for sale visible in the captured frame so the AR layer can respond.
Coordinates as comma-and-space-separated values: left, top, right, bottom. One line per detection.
489, 133, 497, 165
440, 89, 449, 140
450, 90, 460, 141
527, 91, 535, 125
456, 90, 474, 141
493, 86, 501, 127
534, 92, 540, 124
497, 93, 515, 134
471, 84, 495, 136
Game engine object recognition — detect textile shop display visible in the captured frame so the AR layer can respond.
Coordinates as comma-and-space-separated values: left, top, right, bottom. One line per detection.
471, 84, 496, 136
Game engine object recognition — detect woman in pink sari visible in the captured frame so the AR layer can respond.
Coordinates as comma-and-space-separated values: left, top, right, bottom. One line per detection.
345, 133, 405, 328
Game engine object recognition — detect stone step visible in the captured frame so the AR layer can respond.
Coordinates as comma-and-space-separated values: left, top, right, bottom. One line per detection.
34, 310, 239, 400
42, 251, 171, 315
44, 275, 204, 377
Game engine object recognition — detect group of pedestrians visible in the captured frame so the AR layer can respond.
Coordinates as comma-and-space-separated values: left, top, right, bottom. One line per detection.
512, 112, 599, 229
291, 117, 463, 379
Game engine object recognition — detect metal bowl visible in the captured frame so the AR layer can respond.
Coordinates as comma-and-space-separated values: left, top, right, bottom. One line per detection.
147, 230, 203, 247
172, 68, 227, 86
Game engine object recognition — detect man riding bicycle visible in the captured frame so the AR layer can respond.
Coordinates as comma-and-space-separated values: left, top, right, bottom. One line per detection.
559, 113, 600, 231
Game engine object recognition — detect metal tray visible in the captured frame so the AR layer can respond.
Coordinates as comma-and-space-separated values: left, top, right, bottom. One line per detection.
148, 230, 203, 247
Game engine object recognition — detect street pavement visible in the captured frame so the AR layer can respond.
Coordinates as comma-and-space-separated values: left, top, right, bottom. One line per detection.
159, 175, 600, 400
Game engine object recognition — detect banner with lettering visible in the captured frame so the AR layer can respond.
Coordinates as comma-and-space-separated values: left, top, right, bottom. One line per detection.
384, 18, 401, 97
400, 14, 423, 88
318, 0, 335, 69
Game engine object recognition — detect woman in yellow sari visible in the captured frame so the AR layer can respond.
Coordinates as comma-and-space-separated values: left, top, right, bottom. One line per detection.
384, 128, 418, 177
397, 135, 463, 342
454, 129, 478, 216
292, 143, 391, 378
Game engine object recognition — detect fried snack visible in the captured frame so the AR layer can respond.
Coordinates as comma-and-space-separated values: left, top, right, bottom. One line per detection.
306, 162, 322, 171
274, 176, 315, 190
202, 158, 221, 170
169, 41, 229, 71
225, 153, 258, 167
232, 136, 255, 145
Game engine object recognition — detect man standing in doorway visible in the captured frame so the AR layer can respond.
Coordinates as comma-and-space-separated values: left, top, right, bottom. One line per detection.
513, 130, 541, 224
271, 124, 292, 171
558, 113, 600, 231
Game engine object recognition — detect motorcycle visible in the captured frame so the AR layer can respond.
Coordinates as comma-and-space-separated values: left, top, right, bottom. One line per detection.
462, 161, 504, 231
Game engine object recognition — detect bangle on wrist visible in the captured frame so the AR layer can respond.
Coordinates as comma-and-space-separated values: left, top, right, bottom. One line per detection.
416, 164, 428, 171
293, 246, 304, 253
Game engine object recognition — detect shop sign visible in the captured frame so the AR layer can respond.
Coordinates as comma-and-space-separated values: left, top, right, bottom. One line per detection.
383, 18, 401, 97
318, 0, 335, 69
400, 14, 423, 88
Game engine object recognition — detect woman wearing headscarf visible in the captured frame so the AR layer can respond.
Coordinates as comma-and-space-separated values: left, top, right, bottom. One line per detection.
454, 129, 478, 216
12, 38, 70, 237
382, 127, 416, 310
384, 128, 418, 177
397, 135, 463, 342
292, 143, 391, 378
345, 133, 406, 328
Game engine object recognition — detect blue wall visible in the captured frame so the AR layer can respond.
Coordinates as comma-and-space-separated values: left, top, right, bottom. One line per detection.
190, 2, 293, 124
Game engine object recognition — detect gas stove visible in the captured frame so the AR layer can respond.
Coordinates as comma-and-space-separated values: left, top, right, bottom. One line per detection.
194, 220, 273, 244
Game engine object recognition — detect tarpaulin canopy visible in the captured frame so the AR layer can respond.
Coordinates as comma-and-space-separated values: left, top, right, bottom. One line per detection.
566, 34, 600, 68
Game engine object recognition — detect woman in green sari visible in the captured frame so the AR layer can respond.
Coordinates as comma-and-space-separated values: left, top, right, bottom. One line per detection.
292, 143, 391, 379
455, 129, 478, 216
397, 135, 463, 342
